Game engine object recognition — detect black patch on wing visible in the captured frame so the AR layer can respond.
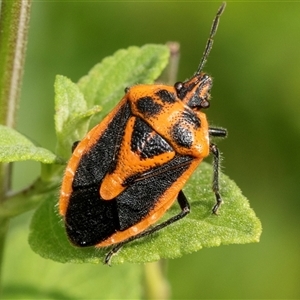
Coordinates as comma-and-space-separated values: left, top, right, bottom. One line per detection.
66, 102, 130, 246
65, 185, 120, 247
72, 102, 130, 188
116, 154, 193, 230
136, 96, 163, 117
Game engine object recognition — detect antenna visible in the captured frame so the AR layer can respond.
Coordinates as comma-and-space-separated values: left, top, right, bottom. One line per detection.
196, 2, 226, 75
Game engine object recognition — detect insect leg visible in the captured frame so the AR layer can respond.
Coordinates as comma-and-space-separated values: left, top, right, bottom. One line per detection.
209, 127, 227, 138
209, 143, 223, 214
71, 141, 80, 153
104, 190, 190, 265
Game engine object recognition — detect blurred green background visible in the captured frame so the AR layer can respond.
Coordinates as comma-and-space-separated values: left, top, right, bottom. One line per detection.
3, 1, 300, 299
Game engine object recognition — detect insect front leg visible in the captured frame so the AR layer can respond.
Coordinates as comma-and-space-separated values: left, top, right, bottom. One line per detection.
104, 190, 191, 265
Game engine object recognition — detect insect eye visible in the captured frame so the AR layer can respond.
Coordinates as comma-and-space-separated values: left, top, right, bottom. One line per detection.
174, 81, 183, 91
124, 87, 130, 93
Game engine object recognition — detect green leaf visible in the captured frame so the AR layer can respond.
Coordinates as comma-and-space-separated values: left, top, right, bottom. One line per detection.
77, 44, 170, 127
28, 162, 262, 265
54, 75, 101, 160
0, 125, 59, 164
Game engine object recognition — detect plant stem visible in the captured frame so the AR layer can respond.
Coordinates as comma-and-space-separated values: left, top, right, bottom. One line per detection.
0, 0, 31, 292
144, 261, 170, 300
158, 42, 180, 85
0, 0, 31, 128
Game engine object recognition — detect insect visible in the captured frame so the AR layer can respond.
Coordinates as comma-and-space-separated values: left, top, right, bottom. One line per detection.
59, 3, 227, 264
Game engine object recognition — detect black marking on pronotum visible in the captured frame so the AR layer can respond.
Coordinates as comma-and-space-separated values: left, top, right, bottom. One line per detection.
155, 89, 176, 104
171, 121, 194, 148
136, 96, 163, 117
181, 108, 201, 129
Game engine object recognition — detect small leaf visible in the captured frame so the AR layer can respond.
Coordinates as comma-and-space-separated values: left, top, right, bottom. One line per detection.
28, 162, 261, 265
0, 125, 59, 164
54, 75, 101, 159
77, 44, 170, 127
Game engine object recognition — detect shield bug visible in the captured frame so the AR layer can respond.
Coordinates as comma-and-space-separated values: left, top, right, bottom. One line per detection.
59, 3, 227, 264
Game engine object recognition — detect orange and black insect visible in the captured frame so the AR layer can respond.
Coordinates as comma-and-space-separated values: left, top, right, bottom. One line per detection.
59, 3, 227, 264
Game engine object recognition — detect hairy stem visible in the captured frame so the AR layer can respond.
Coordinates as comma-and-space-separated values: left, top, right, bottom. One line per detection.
0, 0, 31, 292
